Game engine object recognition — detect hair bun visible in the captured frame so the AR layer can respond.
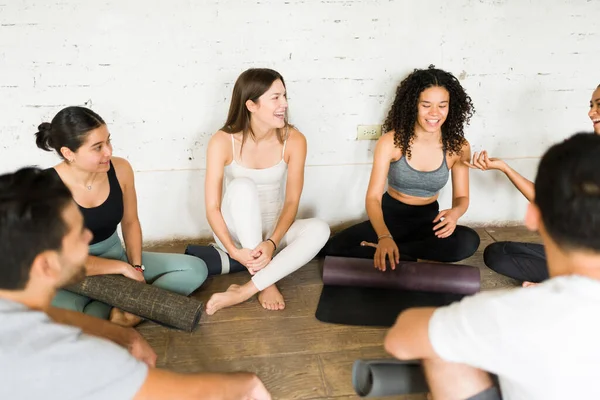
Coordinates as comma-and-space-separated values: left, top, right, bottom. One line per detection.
38, 122, 52, 132
35, 122, 53, 151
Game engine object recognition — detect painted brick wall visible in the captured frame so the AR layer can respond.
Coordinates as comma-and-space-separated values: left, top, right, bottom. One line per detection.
1, 0, 598, 240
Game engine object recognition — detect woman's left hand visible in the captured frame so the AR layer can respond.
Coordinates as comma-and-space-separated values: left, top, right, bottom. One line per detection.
433, 208, 460, 238
246, 241, 276, 274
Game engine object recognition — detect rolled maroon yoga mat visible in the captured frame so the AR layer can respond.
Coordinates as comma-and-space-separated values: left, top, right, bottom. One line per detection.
322, 256, 481, 295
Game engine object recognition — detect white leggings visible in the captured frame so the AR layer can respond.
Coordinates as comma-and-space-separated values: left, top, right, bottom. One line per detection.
214, 178, 330, 291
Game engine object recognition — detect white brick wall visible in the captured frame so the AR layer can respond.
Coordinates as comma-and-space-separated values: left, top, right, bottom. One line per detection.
1, 0, 598, 241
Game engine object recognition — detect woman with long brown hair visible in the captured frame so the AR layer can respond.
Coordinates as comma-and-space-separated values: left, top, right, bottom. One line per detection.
204, 68, 330, 315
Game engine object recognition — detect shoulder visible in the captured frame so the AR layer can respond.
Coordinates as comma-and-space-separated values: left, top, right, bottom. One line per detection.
459, 139, 471, 155
380, 130, 397, 146
208, 130, 234, 151
112, 156, 132, 172
286, 126, 306, 148
449, 139, 471, 165
433, 284, 553, 327
375, 131, 402, 160
111, 157, 134, 183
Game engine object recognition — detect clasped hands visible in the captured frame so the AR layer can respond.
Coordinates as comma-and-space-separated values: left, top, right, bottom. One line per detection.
232, 240, 276, 275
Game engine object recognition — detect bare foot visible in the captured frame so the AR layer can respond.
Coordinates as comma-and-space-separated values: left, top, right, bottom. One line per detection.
110, 308, 143, 327
258, 284, 285, 311
206, 284, 254, 315
522, 281, 539, 288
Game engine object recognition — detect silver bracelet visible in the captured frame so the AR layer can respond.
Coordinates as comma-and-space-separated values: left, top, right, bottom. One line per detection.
377, 233, 393, 241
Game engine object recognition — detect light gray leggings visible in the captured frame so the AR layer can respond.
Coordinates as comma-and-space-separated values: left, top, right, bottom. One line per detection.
52, 231, 208, 319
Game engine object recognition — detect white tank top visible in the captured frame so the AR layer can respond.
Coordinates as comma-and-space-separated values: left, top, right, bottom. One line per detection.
223, 132, 289, 225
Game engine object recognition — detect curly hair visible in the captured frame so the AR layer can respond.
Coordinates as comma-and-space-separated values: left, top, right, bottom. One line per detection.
383, 65, 474, 158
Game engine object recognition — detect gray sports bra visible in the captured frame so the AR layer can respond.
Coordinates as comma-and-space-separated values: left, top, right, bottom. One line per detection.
387, 151, 450, 197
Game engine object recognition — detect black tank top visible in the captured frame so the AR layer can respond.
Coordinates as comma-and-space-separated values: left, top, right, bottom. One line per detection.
51, 161, 124, 244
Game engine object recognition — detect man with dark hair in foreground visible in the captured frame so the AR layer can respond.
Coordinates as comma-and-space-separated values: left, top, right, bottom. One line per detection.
0, 167, 270, 400
385, 133, 600, 400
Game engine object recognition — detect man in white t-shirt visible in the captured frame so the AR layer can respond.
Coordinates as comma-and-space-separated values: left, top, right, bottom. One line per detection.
0, 167, 270, 400
384, 132, 600, 400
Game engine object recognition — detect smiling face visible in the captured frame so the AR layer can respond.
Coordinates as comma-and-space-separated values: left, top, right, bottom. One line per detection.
589, 86, 600, 135
415, 86, 450, 134
247, 79, 288, 130
66, 124, 113, 173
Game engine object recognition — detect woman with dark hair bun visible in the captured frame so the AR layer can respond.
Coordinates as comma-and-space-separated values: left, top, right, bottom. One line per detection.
36, 106, 208, 326
324, 65, 480, 269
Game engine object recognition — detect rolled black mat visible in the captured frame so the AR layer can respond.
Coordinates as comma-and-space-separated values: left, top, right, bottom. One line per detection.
185, 244, 246, 276
315, 256, 480, 327
66, 275, 203, 332
352, 359, 428, 397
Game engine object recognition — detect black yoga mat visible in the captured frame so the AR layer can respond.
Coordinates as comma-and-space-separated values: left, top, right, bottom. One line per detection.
315, 256, 480, 327
352, 359, 428, 397
185, 244, 246, 276
67, 275, 203, 332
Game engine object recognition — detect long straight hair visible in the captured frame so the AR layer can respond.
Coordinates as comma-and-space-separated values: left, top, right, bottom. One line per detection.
221, 68, 289, 150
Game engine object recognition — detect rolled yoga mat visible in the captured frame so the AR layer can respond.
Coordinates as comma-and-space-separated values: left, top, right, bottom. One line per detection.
323, 256, 481, 295
67, 275, 203, 332
315, 256, 481, 327
352, 359, 428, 397
185, 244, 246, 276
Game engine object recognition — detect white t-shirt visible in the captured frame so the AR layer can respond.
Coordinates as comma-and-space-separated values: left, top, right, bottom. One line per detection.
429, 275, 600, 400
0, 298, 148, 400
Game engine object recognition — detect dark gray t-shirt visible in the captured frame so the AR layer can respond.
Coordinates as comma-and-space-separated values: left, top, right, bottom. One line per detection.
0, 298, 148, 400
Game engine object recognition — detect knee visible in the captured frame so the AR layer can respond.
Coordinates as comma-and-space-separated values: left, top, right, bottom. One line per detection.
453, 227, 480, 260
227, 177, 257, 197
51, 291, 87, 313
180, 255, 209, 286
306, 218, 331, 247
483, 242, 505, 270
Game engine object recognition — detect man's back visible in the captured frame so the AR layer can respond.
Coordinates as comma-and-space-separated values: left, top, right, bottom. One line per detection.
429, 275, 600, 399
0, 298, 148, 400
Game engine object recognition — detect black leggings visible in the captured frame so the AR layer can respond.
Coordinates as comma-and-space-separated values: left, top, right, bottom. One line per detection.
323, 193, 480, 262
483, 241, 548, 282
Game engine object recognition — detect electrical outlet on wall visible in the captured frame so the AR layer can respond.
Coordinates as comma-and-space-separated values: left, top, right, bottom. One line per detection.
357, 124, 382, 140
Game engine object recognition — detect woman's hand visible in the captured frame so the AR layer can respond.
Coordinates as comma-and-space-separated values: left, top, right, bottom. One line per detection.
121, 262, 146, 283
464, 150, 506, 172
231, 248, 257, 270
373, 237, 399, 271
433, 208, 460, 238
246, 241, 276, 274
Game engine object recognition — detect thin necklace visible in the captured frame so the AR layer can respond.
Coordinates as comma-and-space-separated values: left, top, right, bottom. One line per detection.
85, 173, 97, 191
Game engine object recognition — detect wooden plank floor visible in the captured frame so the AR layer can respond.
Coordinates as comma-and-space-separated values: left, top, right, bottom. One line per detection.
138, 226, 540, 399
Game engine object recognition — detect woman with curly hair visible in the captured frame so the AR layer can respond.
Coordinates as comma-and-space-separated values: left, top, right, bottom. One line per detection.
324, 65, 480, 269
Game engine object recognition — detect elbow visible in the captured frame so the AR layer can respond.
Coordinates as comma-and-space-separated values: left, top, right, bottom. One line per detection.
205, 205, 220, 220
383, 310, 421, 360
384, 331, 411, 360
365, 195, 381, 210
121, 218, 140, 229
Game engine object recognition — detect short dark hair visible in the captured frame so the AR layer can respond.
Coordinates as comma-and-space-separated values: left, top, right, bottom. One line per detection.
35, 106, 105, 160
535, 132, 600, 252
0, 168, 73, 290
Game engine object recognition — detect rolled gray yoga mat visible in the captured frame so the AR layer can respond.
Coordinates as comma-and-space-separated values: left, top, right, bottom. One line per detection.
66, 275, 203, 332
352, 359, 428, 397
